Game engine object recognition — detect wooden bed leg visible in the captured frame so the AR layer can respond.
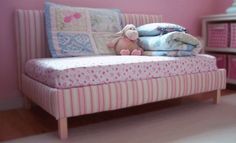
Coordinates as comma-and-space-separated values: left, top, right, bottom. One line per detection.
24, 97, 32, 109
213, 89, 221, 104
58, 118, 68, 140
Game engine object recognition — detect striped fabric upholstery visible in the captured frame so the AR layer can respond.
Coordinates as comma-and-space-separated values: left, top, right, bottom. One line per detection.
15, 10, 162, 91
15, 9, 50, 90
121, 13, 162, 27
22, 70, 226, 119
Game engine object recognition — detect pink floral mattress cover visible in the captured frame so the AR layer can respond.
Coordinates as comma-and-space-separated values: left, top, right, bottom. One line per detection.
25, 54, 217, 89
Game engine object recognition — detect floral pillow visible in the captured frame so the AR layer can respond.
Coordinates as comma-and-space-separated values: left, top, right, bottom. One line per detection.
137, 23, 187, 37
45, 2, 121, 58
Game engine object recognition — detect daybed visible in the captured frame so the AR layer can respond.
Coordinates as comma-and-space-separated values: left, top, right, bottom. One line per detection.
15, 9, 226, 139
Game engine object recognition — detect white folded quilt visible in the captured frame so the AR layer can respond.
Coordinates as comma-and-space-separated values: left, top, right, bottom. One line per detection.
138, 32, 202, 56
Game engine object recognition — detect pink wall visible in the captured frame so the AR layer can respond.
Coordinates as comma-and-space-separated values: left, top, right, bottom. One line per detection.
215, 0, 232, 13
0, 0, 230, 102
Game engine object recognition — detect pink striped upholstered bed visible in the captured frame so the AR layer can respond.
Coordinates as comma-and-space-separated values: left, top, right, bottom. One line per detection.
15, 10, 226, 139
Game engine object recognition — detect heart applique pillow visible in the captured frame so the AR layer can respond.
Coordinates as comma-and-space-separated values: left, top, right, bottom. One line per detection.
45, 2, 122, 57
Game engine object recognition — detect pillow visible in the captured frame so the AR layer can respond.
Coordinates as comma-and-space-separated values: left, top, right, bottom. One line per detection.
137, 23, 187, 36
45, 2, 121, 57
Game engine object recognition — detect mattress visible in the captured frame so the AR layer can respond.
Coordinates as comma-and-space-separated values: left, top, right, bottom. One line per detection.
25, 54, 217, 89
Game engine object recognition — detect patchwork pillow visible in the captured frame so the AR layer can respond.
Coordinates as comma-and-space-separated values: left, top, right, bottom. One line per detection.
45, 2, 121, 57
137, 23, 187, 36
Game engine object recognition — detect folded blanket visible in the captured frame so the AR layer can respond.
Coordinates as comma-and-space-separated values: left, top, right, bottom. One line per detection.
137, 23, 187, 36
138, 31, 202, 56
144, 50, 193, 57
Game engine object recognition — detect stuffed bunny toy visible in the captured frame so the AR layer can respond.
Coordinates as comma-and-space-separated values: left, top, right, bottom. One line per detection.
107, 24, 143, 55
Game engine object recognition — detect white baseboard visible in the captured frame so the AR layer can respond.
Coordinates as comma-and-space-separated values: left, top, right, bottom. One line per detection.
0, 90, 24, 111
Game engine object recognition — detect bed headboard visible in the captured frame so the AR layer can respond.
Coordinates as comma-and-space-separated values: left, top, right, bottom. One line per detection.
15, 9, 162, 90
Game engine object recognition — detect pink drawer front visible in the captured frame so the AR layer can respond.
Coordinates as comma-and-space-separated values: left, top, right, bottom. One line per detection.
211, 54, 227, 69
230, 23, 236, 48
228, 55, 236, 79
207, 23, 229, 48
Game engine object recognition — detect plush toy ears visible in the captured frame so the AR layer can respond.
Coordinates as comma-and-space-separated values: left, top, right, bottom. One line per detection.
115, 24, 136, 37
107, 37, 121, 49
107, 24, 137, 48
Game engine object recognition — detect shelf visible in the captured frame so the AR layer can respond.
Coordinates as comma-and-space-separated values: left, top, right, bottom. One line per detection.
202, 14, 236, 22
202, 14, 236, 85
227, 78, 236, 84
205, 47, 236, 54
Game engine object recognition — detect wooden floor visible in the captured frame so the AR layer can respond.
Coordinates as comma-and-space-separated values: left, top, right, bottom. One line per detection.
0, 89, 235, 142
